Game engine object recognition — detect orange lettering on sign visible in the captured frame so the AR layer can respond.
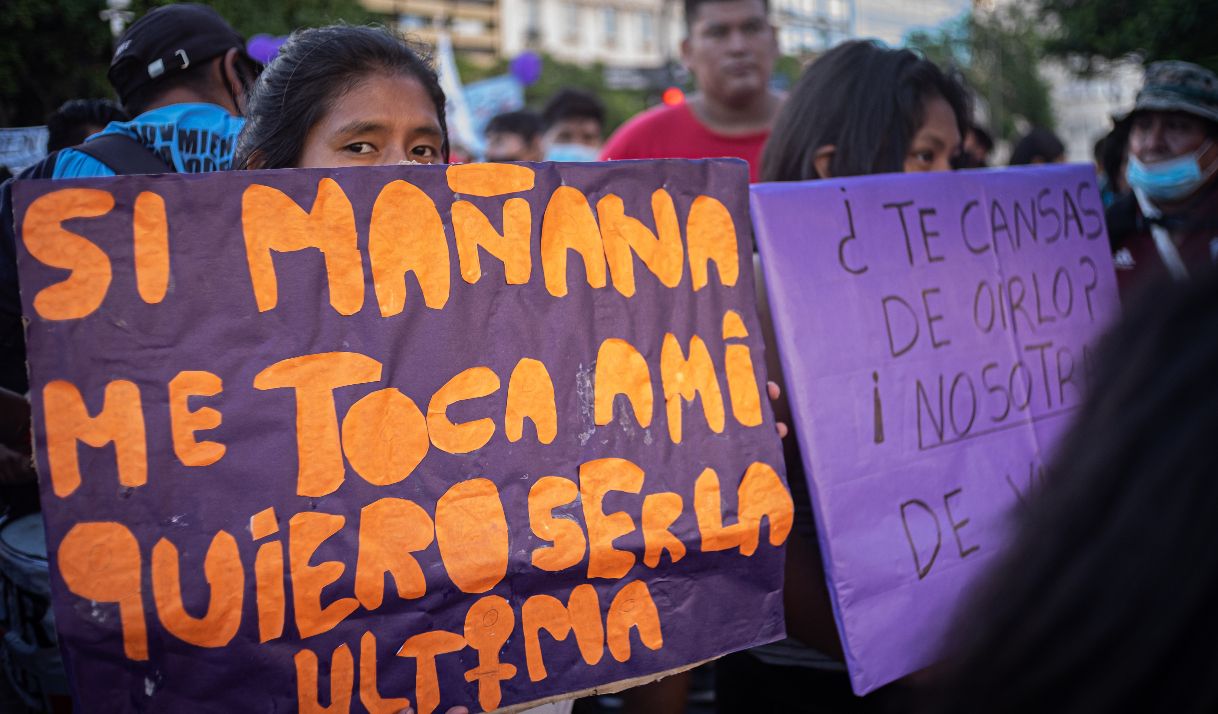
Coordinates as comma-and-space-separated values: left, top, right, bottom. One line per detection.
528, 476, 586, 571
598, 189, 683, 297
22, 188, 114, 320
687, 195, 738, 291
295, 643, 354, 714
641, 492, 685, 568
522, 584, 604, 681
290, 512, 358, 639
453, 198, 532, 284
446, 162, 535, 196
253, 351, 382, 497
660, 333, 726, 444
505, 358, 557, 444
464, 595, 518, 711
369, 180, 450, 316
398, 630, 467, 714
580, 458, 643, 580
360, 631, 410, 714
606, 580, 663, 662
722, 310, 763, 427
242, 179, 363, 314
57, 521, 147, 660
594, 337, 653, 428
43, 379, 146, 498
341, 388, 429, 486
427, 366, 500, 454
695, 463, 793, 555
541, 186, 606, 297
435, 479, 509, 593
133, 191, 169, 304
152, 530, 244, 648
168, 370, 226, 467
355, 497, 434, 609
251, 507, 285, 643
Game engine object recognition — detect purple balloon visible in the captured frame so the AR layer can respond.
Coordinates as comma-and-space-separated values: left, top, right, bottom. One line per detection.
509, 52, 543, 86
247, 34, 287, 64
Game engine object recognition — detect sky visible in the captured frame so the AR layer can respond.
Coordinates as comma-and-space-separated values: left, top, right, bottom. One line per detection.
853, 0, 971, 46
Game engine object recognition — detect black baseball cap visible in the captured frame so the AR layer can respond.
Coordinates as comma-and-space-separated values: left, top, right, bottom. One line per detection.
108, 3, 248, 106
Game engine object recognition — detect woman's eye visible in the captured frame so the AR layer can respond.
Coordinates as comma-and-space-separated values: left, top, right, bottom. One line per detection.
344, 142, 375, 155
412, 145, 439, 161
913, 150, 934, 165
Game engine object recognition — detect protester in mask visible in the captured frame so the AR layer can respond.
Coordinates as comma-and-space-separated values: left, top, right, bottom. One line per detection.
925, 270, 1218, 714
236, 25, 447, 170
45, 98, 129, 152
55, 3, 259, 177
1107, 61, 1218, 296
540, 88, 605, 161
1, 2, 257, 396
483, 110, 544, 163
736, 39, 968, 714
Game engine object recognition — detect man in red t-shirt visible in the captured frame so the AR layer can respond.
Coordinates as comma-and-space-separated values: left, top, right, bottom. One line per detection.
600, 0, 782, 182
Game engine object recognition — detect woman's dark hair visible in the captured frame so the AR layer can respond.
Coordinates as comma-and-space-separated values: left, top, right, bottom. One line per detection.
1008, 126, 1065, 165
46, 99, 129, 151
760, 40, 969, 182
235, 25, 448, 169
926, 270, 1218, 714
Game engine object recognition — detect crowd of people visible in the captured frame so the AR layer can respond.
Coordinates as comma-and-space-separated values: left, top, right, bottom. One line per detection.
0, 0, 1216, 712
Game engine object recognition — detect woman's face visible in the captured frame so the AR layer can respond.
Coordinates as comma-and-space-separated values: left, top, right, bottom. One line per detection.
904, 94, 961, 173
297, 73, 444, 168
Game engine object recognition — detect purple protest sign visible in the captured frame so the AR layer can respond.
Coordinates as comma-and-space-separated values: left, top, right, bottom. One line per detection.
750, 165, 1121, 693
13, 159, 791, 712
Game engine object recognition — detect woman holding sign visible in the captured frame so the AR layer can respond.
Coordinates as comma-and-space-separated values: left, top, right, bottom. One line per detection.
728, 40, 969, 712
235, 24, 449, 170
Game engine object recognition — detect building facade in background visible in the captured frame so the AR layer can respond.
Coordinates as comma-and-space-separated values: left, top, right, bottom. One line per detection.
363, 0, 503, 62
1045, 60, 1142, 162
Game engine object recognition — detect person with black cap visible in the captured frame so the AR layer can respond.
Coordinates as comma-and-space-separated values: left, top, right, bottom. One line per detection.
1107, 60, 1218, 297
51, 2, 260, 177
0, 3, 259, 396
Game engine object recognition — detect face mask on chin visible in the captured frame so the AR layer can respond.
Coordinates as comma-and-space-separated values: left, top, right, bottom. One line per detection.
545, 143, 600, 163
1126, 140, 1217, 202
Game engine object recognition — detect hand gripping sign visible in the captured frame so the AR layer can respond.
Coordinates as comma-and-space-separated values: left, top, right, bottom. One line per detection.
13, 159, 790, 713
751, 164, 1121, 694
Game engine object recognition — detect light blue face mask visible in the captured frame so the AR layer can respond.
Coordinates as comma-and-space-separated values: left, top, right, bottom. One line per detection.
545, 143, 601, 163
1126, 140, 1216, 202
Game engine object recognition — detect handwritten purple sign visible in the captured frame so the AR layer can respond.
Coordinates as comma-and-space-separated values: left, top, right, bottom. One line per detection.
750, 165, 1120, 693
13, 159, 791, 712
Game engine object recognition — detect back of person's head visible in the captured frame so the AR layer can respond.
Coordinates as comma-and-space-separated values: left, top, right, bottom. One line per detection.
486, 110, 543, 143
1096, 119, 1131, 191
968, 123, 994, 154
1008, 126, 1065, 165
542, 89, 605, 134
45, 99, 129, 152
484, 110, 544, 161
928, 270, 1218, 714
761, 40, 968, 182
108, 3, 259, 116
684, 0, 769, 27
235, 24, 448, 170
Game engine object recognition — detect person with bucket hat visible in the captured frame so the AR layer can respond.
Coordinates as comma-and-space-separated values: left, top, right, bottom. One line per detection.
1107, 60, 1218, 297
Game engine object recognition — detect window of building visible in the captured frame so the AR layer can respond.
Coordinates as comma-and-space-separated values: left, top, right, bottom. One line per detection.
603, 7, 617, 48
565, 1, 580, 42
640, 11, 655, 52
